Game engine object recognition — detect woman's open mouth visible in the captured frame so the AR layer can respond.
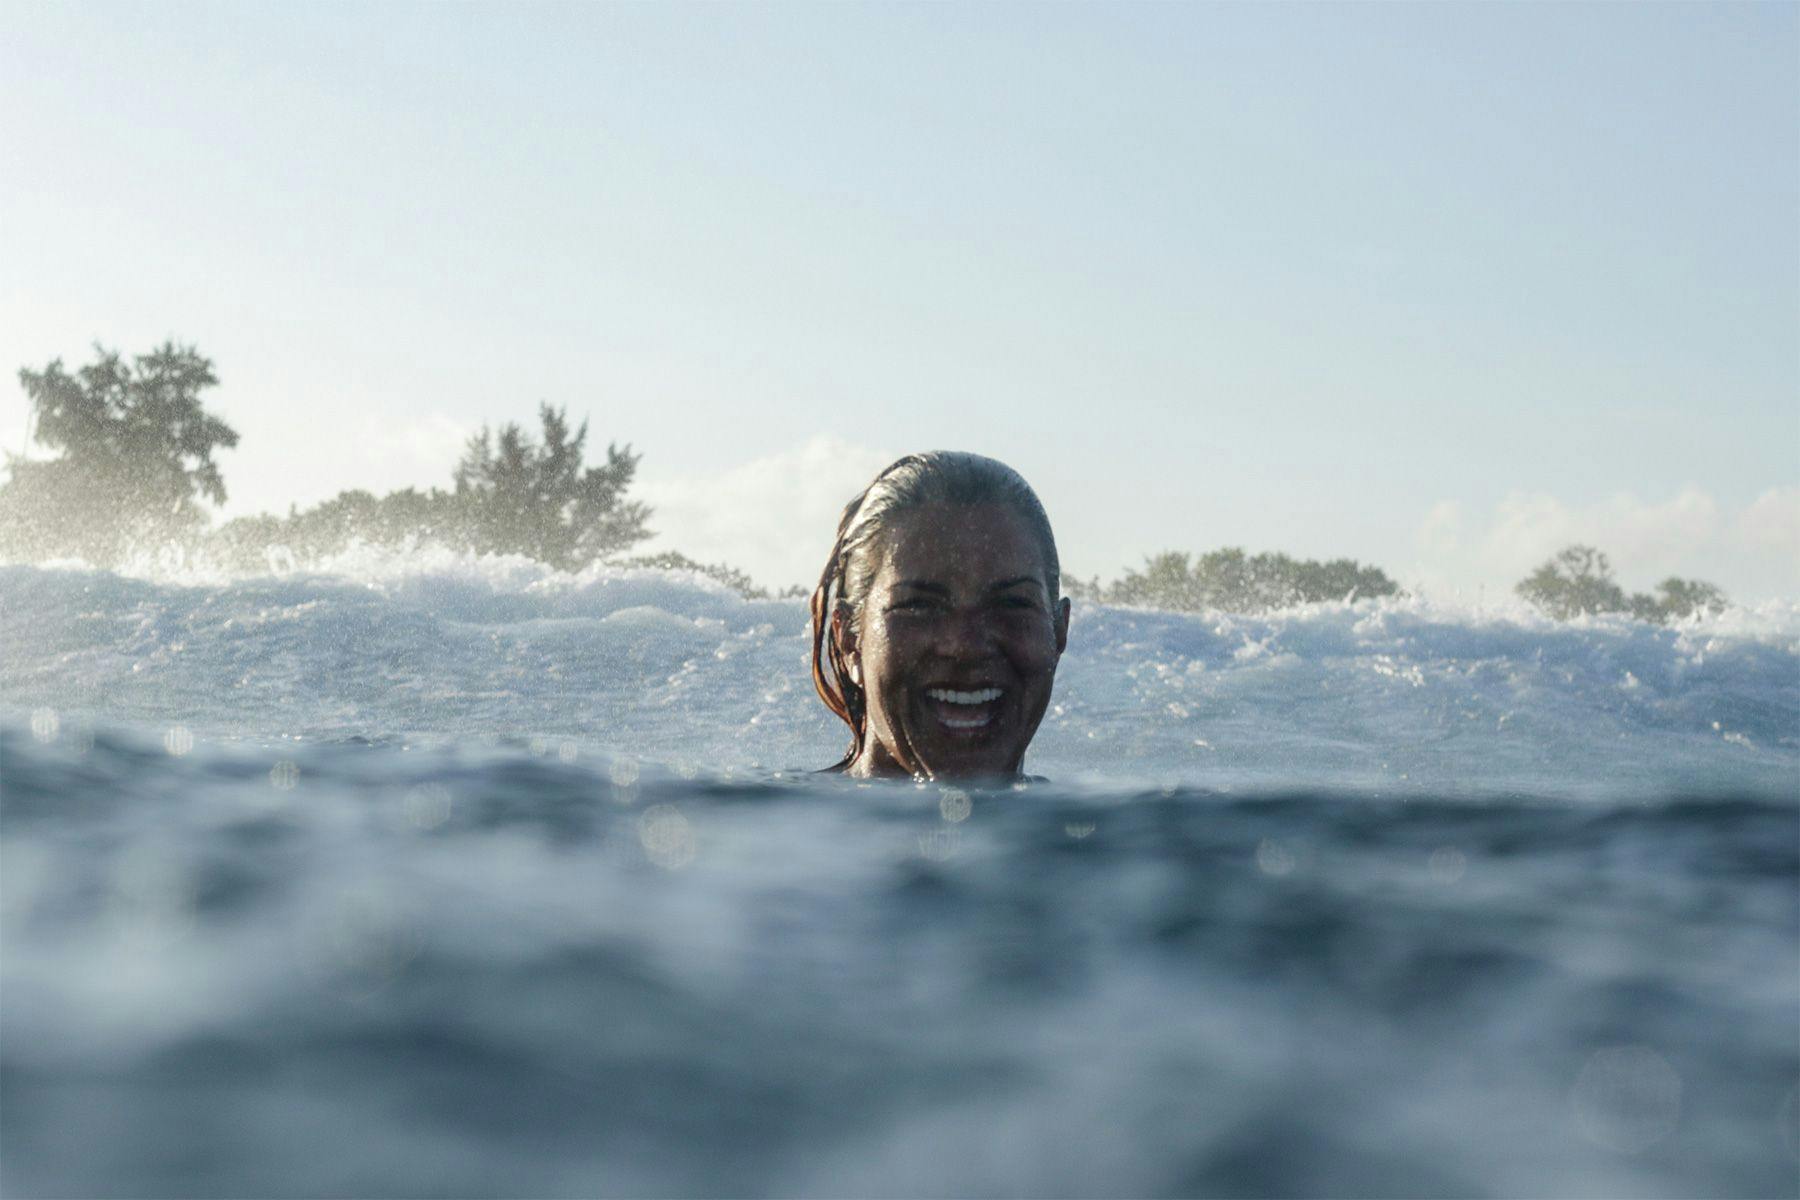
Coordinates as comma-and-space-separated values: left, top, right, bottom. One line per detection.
924, 686, 1005, 735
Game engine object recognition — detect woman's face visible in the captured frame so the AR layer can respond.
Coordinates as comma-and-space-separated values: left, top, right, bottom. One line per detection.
837, 501, 1070, 780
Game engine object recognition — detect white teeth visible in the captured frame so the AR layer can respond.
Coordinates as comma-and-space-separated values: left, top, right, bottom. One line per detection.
926, 687, 1003, 705
940, 714, 992, 729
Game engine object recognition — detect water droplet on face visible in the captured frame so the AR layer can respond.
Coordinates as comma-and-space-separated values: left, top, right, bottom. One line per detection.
938, 788, 972, 824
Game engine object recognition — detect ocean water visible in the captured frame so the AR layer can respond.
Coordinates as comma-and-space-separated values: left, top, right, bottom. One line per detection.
2, 552, 1796, 1197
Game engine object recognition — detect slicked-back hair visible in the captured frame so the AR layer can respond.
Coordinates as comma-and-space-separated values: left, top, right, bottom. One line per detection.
809, 452, 1061, 770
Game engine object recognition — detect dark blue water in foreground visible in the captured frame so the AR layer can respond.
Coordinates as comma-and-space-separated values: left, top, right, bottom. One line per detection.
3, 560, 1797, 1195
3, 725, 1795, 1198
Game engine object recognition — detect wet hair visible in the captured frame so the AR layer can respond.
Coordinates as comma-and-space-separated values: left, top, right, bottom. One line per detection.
809, 451, 1061, 770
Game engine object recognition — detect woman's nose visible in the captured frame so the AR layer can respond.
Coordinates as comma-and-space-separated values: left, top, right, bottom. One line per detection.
934, 607, 996, 658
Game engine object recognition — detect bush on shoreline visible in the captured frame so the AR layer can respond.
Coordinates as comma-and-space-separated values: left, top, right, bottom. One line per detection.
1066, 548, 1402, 613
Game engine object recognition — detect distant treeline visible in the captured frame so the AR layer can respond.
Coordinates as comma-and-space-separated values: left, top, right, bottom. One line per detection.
1072, 543, 1727, 624
1513, 545, 1727, 623
1065, 549, 1402, 613
2, 343, 1730, 620
209, 404, 652, 573
0, 341, 784, 594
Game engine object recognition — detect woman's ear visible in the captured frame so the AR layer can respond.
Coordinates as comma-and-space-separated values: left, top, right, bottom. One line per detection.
1054, 596, 1071, 655
830, 608, 862, 685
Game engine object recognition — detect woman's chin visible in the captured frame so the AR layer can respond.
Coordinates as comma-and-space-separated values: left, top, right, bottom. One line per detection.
914, 742, 1022, 780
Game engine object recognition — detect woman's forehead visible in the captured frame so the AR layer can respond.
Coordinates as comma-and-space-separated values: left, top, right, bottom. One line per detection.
873, 502, 1050, 586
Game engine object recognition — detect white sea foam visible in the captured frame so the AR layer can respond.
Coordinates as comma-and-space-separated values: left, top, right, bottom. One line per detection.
3, 552, 1794, 798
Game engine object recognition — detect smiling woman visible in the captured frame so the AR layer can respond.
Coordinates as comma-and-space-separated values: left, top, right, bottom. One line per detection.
810, 452, 1071, 780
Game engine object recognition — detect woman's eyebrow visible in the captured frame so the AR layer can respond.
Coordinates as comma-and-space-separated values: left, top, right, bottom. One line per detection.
890, 577, 1043, 596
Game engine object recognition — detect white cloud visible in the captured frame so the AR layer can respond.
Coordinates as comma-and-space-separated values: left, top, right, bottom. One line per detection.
1734, 485, 1800, 557
221, 410, 475, 518
348, 412, 473, 484
635, 436, 896, 590
1416, 499, 1463, 558
1411, 485, 1800, 602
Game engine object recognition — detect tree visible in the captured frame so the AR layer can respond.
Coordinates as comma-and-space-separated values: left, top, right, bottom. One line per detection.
450, 404, 652, 568
1515, 545, 1728, 623
0, 342, 237, 564
1514, 545, 1628, 619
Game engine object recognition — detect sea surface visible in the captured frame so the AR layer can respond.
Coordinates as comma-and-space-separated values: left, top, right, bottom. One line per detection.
2, 552, 1797, 1197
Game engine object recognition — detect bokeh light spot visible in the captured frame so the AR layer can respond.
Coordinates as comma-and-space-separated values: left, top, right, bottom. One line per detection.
163, 726, 195, 756
107, 847, 197, 947
939, 788, 972, 824
638, 805, 696, 869
299, 888, 421, 998
918, 827, 960, 861
29, 708, 59, 743
1570, 1045, 1682, 1154
1429, 845, 1467, 884
404, 783, 453, 830
1779, 1084, 1799, 1162
1256, 838, 1296, 876
269, 760, 300, 791
610, 756, 641, 803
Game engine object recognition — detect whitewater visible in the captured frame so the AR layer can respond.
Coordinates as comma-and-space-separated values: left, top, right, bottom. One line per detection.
2, 551, 1796, 1196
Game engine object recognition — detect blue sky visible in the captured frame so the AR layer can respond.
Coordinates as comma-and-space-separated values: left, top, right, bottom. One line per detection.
3, 2, 1795, 597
